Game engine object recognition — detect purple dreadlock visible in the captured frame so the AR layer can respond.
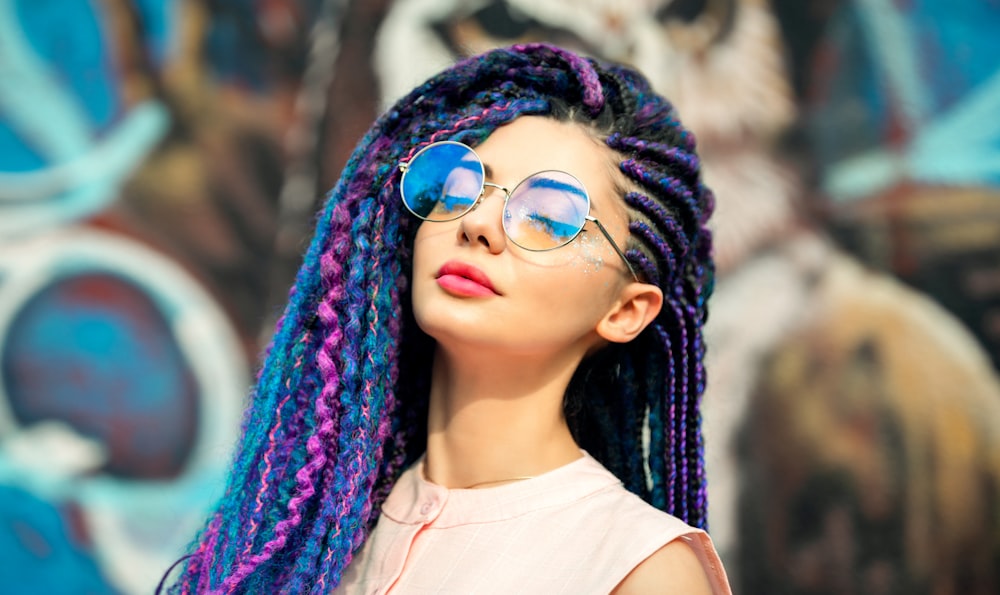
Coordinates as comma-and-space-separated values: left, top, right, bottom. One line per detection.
170, 43, 714, 593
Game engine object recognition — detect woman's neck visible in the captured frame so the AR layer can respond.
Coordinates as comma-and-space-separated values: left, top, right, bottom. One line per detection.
423, 346, 584, 489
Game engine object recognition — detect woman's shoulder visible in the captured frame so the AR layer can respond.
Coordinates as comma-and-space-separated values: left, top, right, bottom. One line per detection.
586, 478, 690, 529
572, 455, 696, 534
587, 486, 732, 594
573, 457, 732, 594
611, 538, 719, 595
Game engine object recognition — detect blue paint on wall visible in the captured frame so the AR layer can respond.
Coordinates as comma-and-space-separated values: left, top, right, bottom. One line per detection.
13, 0, 118, 130
2, 273, 198, 479
0, 485, 117, 594
132, 0, 177, 65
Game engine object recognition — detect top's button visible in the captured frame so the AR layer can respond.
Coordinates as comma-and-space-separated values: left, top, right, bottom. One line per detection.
419, 500, 435, 515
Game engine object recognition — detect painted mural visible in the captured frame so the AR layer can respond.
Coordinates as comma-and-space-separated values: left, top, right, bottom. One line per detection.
781, 0, 1000, 373
2, 0, 998, 593
0, 0, 311, 591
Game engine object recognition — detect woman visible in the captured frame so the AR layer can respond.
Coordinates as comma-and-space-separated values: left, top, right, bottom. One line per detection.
169, 43, 728, 593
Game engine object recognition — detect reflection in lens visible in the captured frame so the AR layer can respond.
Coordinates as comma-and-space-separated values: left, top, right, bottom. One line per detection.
401, 142, 484, 220
430, 165, 481, 217
505, 172, 588, 250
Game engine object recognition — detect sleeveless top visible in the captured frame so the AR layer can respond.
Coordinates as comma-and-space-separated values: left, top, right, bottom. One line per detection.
333, 452, 732, 594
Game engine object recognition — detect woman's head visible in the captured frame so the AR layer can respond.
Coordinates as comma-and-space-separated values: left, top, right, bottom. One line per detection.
409, 115, 660, 361
175, 43, 713, 593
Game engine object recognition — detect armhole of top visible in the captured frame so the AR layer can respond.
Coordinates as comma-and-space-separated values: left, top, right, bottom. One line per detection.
673, 532, 733, 595
610, 531, 733, 595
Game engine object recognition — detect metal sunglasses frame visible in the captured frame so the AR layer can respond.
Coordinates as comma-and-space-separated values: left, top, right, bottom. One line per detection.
398, 140, 639, 281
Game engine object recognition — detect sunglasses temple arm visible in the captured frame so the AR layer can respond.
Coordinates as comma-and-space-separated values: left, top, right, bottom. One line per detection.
587, 216, 639, 282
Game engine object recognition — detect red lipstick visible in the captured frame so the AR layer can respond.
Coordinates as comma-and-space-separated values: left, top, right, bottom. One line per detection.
436, 260, 499, 297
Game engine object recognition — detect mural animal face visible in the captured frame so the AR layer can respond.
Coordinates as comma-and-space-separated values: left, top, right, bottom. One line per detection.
376, 0, 790, 143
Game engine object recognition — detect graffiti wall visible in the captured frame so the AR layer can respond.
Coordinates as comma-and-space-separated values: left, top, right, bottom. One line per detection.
0, 0, 309, 590
2, 0, 998, 592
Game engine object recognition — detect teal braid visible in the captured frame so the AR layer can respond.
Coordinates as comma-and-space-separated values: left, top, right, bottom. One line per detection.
170, 43, 714, 592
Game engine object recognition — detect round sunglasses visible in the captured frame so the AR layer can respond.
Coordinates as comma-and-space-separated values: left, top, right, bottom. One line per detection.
398, 141, 638, 280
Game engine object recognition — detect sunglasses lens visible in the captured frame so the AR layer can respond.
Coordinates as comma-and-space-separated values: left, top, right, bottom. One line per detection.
401, 143, 484, 220
503, 171, 589, 250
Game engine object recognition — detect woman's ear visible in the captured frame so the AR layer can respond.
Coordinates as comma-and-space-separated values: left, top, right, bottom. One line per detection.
596, 282, 664, 343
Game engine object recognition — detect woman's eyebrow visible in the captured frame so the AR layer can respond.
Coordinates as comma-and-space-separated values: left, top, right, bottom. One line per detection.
483, 162, 494, 179
526, 176, 587, 198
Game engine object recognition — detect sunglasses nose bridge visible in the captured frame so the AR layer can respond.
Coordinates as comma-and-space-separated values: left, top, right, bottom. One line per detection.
473, 181, 510, 210
481, 181, 510, 197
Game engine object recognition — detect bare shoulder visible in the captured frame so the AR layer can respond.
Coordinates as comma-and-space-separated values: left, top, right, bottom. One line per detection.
611, 538, 715, 595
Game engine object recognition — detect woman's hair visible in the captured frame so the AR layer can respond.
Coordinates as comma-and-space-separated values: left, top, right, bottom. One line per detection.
172, 43, 714, 593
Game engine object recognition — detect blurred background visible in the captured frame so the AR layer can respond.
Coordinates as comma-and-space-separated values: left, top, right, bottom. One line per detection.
1, 0, 998, 593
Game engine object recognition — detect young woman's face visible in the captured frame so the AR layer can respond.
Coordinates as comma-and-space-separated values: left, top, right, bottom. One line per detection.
410, 116, 635, 357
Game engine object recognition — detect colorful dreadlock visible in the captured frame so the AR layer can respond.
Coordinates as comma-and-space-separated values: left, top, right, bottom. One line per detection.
170, 43, 714, 593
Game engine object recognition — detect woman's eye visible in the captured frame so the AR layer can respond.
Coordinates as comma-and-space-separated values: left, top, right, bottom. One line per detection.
444, 194, 474, 209
434, 193, 475, 214
527, 214, 578, 240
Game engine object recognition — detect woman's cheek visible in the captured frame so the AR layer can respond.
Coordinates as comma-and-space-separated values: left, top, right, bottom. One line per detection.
570, 232, 608, 276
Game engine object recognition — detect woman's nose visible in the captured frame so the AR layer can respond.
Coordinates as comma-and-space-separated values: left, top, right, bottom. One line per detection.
457, 185, 508, 253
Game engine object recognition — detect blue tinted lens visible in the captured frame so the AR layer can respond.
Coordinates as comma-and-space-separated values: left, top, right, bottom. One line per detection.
401, 142, 484, 220
503, 171, 589, 250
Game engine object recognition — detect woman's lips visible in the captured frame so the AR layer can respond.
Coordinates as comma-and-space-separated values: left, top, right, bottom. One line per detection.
436, 260, 499, 297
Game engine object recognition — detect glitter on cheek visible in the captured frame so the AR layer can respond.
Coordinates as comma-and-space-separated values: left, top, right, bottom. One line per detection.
572, 232, 606, 275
